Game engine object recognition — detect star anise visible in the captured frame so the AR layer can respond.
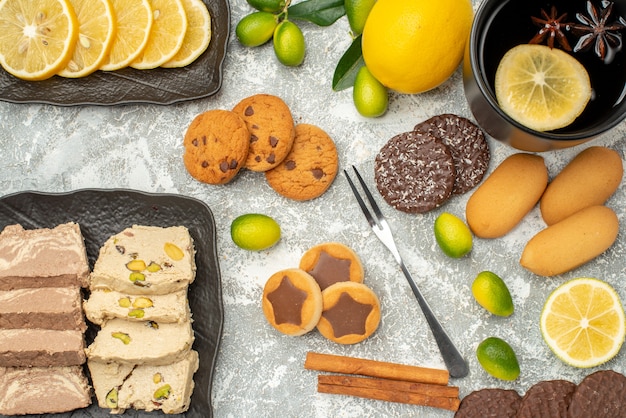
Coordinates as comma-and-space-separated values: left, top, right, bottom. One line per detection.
529, 5, 573, 50
570, 0, 626, 63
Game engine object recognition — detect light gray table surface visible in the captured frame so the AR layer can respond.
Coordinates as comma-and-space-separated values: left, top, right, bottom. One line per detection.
1, 1, 626, 417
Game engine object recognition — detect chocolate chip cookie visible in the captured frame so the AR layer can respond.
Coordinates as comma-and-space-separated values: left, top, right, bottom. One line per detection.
183, 110, 250, 185
265, 123, 338, 201
232, 94, 296, 172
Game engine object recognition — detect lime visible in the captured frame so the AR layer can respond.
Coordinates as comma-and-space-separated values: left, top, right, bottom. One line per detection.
345, 0, 377, 35
433, 212, 472, 258
495, 44, 591, 131
236, 12, 278, 47
540, 277, 625, 368
246, 0, 286, 13
353, 66, 388, 117
476, 337, 520, 381
471, 271, 514, 317
231, 214, 281, 251
273, 20, 305, 66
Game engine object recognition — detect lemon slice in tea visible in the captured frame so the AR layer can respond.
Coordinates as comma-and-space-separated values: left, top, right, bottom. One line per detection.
540, 277, 625, 368
495, 44, 592, 132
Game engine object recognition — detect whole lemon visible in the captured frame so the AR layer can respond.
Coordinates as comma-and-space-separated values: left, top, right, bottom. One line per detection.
361, 0, 473, 94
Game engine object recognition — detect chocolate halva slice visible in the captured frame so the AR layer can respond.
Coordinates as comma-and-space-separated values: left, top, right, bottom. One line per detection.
516, 379, 576, 418
567, 370, 626, 418
0, 329, 86, 367
90, 225, 196, 296
85, 318, 194, 366
0, 287, 86, 331
89, 349, 199, 414
84, 288, 190, 325
455, 388, 521, 417
0, 365, 91, 415
0, 223, 89, 290
375, 131, 455, 213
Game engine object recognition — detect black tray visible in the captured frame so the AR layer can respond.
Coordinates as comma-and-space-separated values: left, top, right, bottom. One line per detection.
0, 0, 229, 106
0, 189, 223, 417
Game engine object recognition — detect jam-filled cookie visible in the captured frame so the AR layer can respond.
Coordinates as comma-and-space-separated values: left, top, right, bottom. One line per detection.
232, 94, 296, 172
317, 282, 380, 344
299, 242, 364, 291
262, 268, 322, 336
183, 109, 250, 185
265, 123, 338, 201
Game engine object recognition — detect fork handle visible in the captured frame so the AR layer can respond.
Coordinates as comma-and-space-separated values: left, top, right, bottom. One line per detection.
400, 262, 469, 378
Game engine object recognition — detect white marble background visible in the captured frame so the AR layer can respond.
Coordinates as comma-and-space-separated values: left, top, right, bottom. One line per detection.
1, 0, 625, 417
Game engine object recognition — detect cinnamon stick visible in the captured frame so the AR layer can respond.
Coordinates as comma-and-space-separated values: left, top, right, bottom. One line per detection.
305, 352, 449, 386
318, 374, 459, 398
318, 379, 460, 411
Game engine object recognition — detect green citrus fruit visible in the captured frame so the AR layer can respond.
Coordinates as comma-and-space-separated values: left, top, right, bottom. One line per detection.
246, 0, 286, 13
345, 0, 377, 35
476, 337, 520, 381
433, 212, 472, 258
230, 214, 281, 251
353, 65, 388, 117
273, 20, 305, 66
236, 12, 278, 47
471, 271, 514, 317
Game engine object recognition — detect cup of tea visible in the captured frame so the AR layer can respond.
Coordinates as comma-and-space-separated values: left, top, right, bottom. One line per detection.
463, 0, 626, 152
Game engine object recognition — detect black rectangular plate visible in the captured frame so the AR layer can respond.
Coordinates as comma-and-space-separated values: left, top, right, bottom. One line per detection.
0, 0, 229, 106
0, 189, 223, 418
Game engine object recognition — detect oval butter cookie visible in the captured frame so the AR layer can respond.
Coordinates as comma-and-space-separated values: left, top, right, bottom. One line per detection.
299, 242, 364, 291
317, 281, 380, 344
232, 94, 296, 172
265, 124, 338, 201
262, 268, 322, 336
183, 110, 250, 185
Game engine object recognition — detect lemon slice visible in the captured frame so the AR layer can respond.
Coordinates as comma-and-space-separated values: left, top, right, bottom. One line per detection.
161, 0, 211, 68
495, 44, 592, 132
0, 0, 79, 80
540, 277, 625, 368
100, 0, 152, 71
131, 0, 187, 69
58, 0, 116, 78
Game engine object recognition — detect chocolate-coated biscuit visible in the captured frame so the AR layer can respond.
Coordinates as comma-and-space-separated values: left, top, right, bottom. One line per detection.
455, 388, 521, 418
316, 281, 380, 345
375, 131, 455, 213
232, 94, 296, 172
265, 123, 338, 201
262, 268, 323, 337
299, 242, 364, 291
568, 370, 626, 418
414, 114, 490, 195
183, 110, 249, 185
516, 379, 576, 418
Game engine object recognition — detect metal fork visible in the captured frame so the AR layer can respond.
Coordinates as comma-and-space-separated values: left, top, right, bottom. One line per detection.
344, 165, 469, 378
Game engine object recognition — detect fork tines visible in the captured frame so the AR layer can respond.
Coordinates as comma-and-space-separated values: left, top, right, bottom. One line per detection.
343, 166, 384, 230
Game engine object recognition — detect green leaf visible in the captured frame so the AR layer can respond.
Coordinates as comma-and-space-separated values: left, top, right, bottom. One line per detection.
287, 0, 346, 26
332, 35, 365, 91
